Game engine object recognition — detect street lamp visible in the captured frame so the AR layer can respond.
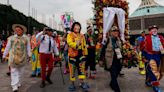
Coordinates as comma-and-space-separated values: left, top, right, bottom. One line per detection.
7, 0, 9, 5
27, 0, 31, 34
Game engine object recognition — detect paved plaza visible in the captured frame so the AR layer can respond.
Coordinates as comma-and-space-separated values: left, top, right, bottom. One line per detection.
1, 62, 164, 92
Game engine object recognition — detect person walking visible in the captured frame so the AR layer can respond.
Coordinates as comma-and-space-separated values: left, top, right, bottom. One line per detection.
36, 27, 59, 88
141, 25, 164, 92
2, 24, 31, 92
67, 22, 89, 91
136, 30, 146, 75
104, 26, 123, 92
30, 30, 41, 77
85, 26, 96, 79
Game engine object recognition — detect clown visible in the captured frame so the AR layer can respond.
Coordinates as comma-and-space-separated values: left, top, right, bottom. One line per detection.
141, 25, 164, 92
67, 22, 89, 91
136, 30, 146, 75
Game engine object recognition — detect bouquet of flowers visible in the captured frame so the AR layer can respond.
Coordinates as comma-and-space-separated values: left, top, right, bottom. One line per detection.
92, 0, 129, 34
122, 41, 138, 68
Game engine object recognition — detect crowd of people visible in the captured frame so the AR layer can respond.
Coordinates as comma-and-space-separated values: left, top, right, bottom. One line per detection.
0, 22, 164, 92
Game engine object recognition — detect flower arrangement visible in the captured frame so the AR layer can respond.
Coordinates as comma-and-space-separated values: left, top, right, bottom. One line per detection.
93, 0, 129, 34
122, 41, 138, 68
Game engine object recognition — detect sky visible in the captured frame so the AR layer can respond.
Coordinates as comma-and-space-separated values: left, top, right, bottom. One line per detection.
0, 0, 164, 33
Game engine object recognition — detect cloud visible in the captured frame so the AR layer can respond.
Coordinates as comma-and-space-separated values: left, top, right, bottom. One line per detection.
1, 0, 164, 33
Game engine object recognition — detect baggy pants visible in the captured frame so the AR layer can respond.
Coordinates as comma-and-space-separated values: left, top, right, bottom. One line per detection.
103, 7, 125, 42
143, 51, 161, 86
11, 66, 24, 90
68, 51, 86, 81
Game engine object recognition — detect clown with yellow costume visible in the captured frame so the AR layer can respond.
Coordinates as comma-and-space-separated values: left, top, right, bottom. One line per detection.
67, 22, 89, 91
30, 30, 41, 77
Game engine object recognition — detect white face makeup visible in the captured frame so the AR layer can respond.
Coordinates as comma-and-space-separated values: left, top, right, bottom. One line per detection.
151, 28, 158, 35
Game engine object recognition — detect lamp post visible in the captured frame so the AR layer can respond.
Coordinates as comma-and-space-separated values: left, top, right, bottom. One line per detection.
27, 0, 31, 34
6, 0, 10, 36
7, 0, 9, 5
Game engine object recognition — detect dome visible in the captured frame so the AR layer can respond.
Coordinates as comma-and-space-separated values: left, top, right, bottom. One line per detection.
130, 6, 164, 17
130, 0, 164, 17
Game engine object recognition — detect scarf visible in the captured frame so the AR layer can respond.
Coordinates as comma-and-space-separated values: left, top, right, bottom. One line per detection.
152, 35, 161, 52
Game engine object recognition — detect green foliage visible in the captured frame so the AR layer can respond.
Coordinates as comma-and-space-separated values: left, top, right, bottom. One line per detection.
0, 4, 46, 35
0, 4, 64, 39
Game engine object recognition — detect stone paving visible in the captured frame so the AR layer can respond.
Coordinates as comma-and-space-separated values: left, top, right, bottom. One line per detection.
1, 62, 164, 92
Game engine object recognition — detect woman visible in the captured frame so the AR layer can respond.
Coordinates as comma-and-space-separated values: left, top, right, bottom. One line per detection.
67, 22, 89, 91
104, 26, 122, 92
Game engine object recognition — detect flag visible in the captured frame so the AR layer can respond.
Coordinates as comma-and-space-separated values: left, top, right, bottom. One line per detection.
61, 15, 65, 21
67, 15, 71, 22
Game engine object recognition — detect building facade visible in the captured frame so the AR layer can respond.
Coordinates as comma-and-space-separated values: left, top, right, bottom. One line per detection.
129, 0, 164, 35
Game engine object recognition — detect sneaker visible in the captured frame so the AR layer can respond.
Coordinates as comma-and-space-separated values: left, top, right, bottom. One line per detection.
153, 86, 162, 92
68, 84, 76, 91
145, 82, 152, 87
80, 83, 89, 90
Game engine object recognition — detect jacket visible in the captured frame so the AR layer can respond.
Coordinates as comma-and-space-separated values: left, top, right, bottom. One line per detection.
67, 32, 88, 57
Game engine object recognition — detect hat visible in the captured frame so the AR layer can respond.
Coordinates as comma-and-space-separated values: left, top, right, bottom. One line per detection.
12, 24, 27, 33
87, 26, 92, 31
53, 31, 57, 36
111, 26, 119, 32
44, 27, 53, 32
140, 30, 145, 34
148, 25, 158, 31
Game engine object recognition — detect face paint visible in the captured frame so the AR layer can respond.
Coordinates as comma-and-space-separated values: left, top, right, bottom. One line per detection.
150, 28, 158, 36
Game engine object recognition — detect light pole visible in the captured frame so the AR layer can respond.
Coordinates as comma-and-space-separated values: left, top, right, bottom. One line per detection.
27, 0, 31, 34
7, 0, 9, 5
6, 0, 10, 36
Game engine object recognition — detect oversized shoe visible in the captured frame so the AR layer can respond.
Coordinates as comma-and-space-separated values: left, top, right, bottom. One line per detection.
145, 82, 152, 87
12, 86, 18, 92
68, 84, 76, 91
153, 86, 162, 92
139, 70, 146, 75
80, 83, 90, 91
